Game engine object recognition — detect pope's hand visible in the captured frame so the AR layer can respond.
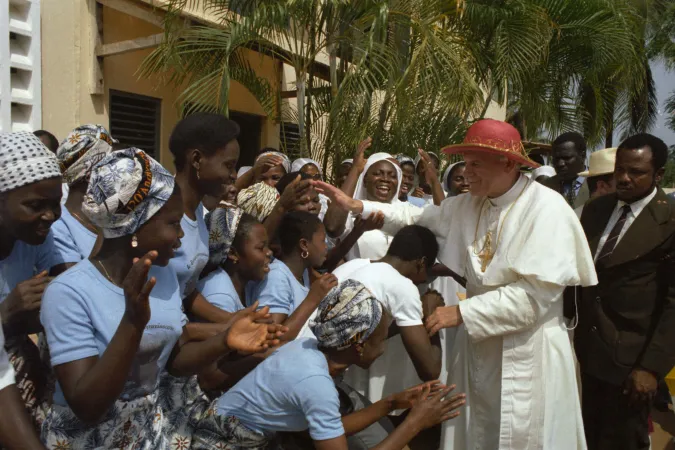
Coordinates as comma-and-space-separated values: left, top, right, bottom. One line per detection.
312, 181, 363, 213
425, 305, 463, 336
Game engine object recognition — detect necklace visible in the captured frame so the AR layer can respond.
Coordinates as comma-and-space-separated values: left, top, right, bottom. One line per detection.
95, 259, 115, 284
70, 210, 99, 234
472, 179, 529, 272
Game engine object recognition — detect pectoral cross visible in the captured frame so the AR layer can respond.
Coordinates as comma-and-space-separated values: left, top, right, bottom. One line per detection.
477, 231, 494, 272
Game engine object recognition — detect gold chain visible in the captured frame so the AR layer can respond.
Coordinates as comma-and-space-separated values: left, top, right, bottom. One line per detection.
70, 210, 99, 234
472, 179, 529, 272
95, 259, 115, 284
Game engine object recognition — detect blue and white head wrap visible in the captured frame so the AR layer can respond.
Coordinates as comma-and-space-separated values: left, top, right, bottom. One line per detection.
310, 280, 383, 351
57, 124, 117, 186
83, 148, 175, 238
205, 203, 244, 267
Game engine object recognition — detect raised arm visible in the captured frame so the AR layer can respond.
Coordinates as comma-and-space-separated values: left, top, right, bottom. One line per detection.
324, 138, 371, 238
235, 154, 285, 191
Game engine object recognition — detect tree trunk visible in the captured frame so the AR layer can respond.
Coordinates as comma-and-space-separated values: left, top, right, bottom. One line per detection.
296, 75, 306, 157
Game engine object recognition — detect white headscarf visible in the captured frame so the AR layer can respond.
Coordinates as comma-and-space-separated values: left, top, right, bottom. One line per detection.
342, 159, 354, 165
353, 153, 402, 204
237, 166, 252, 177
531, 165, 556, 179
0, 131, 62, 193
346, 153, 402, 261
442, 161, 465, 193
291, 158, 322, 175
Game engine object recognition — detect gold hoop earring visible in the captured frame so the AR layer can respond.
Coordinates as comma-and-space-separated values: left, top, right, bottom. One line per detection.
131, 235, 138, 248
301, 250, 309, 259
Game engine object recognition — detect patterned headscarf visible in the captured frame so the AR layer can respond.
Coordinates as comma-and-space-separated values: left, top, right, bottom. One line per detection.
310, 280, 383, 351
256, 151, 291, 173
83, 149, 175, 238
237, 182, 279, 222
0, 131, 62, 194
206, 202, 244, 267
291, 158, 322, 175
56, 125, 117, 186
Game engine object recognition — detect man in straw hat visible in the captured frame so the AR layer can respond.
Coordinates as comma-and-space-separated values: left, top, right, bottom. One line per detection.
315, 119, 598, 449
575, 148, 617, 217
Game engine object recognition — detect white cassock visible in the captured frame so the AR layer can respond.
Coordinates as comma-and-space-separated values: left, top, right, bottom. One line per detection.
360, 174, 597, 450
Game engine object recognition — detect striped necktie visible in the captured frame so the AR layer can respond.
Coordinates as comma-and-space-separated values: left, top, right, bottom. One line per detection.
596, 205, 632, 261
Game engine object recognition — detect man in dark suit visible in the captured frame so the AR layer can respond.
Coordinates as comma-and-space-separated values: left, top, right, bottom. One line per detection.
543, 131, 590, 208
572, 133, 675, 450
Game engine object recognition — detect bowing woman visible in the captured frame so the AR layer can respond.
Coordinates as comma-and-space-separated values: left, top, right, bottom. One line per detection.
0, 131, 81, 427
40, 149, 285, 449
324, 152, 402, 261
192, 280, 466, 450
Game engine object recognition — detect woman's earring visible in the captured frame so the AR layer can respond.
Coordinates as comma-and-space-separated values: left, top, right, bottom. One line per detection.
131, 235, 138, 248
301, 250, 309, 259
195, 163, 201, 180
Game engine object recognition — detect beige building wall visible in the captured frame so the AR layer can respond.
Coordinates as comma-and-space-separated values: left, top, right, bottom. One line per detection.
41, 0, 280, 171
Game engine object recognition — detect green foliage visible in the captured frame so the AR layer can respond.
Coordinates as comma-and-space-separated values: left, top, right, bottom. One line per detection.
140, 0, 664, 179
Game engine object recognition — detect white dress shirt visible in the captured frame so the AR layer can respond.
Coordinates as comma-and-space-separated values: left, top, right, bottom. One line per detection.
595, 188, 658, 260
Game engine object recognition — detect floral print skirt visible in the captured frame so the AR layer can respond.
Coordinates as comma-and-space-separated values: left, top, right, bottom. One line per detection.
41, 374, 210, 449
190, 399, 270, 450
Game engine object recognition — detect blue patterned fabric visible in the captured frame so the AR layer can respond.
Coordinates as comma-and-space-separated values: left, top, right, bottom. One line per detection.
82, 149, 175, 238
56, 124, 116, 186
310, 280, 382, 351
205, 202, 244, 267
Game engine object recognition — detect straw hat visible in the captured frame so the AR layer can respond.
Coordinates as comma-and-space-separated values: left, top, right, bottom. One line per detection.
578, 147, 617, 177
442, 119, 540, 168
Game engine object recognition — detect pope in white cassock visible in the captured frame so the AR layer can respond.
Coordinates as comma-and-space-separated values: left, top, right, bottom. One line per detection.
316, 119, 598, 450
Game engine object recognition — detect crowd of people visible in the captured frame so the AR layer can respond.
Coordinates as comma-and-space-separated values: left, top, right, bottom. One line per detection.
0, 113, 673, 450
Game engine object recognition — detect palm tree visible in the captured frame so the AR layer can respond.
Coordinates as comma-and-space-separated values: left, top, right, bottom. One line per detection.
140, 0, 654, 176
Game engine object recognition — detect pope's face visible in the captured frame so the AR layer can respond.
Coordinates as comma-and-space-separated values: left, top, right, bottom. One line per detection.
462, 152, 513, 197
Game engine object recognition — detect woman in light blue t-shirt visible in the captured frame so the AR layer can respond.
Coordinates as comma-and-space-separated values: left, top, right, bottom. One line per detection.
192, 280, 466, 450
0, 131, 79, 432
40, 149, 286, 449
247, 211, 338, 339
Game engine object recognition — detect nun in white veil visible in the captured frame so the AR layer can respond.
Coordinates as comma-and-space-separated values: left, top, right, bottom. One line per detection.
342, 152, 402, 261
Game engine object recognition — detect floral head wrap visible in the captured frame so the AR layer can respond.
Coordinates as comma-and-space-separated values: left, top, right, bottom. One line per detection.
310, 280, 383, 350
57, 124, 117, 186
237, 181, 279, 222
0, 131, 62, 194
205, 202, 244, 267
83, 148, 175, 238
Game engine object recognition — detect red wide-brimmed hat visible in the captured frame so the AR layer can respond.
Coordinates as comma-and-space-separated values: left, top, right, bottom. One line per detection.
442, 119, 540, 168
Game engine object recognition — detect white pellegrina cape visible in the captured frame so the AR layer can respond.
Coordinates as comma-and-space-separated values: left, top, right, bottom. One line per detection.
360, 175, 597, 450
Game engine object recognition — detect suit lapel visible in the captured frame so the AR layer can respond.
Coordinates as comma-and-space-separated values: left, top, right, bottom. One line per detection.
602, 189, 674, 268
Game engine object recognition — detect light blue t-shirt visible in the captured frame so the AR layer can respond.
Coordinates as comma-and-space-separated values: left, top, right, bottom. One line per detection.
52, 207, 97, 261
217, 338, 344, 441
197, 267, 244, 313
41, 260, 186, 405
245, 259, 310, 315
169, 204, 209, 299
0, 230, 78, 302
